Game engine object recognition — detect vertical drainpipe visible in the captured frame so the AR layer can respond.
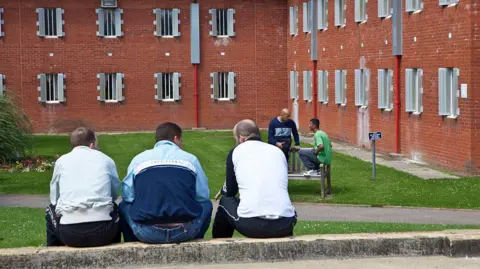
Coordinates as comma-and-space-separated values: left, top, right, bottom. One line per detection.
392, 0, 403, 153
311, 0, 318, 118
191, 3, 201, 128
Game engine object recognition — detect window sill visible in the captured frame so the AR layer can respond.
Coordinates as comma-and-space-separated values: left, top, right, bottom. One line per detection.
382, 108, 393, 112
43, 36, 60, 39
104, 100, 119, 103
320, 101, 328, 104
412, 112, 422, 115
340, 103, 347, 107
102, 36, 119, 39
216, 35, 233, 38
446, 115, 459, 119
45, 101, 60, 104
161, 99, 177, 102
408, 10, 422, 14
216, 98, 233, 101
160, 36, 175, 39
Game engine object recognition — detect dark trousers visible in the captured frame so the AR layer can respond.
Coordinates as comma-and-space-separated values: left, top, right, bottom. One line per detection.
280, 139, 292, 162
212, 197, 297, 239
46, 204, 121, 248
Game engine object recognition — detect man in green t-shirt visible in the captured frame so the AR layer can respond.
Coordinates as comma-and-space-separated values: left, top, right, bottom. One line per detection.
299, 118, 332, 176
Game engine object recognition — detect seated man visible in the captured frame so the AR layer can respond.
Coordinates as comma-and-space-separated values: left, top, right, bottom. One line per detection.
119, 122, 212, 244
46, 127, 121, 247
268, 108, 300, 163
299, 118, 332, 176
212, 120, 297, 239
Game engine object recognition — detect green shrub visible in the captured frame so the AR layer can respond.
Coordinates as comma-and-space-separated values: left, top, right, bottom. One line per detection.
0, 95, 32, 163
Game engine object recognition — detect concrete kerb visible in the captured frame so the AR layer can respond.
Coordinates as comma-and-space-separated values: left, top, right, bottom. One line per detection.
2, 230, 480, 269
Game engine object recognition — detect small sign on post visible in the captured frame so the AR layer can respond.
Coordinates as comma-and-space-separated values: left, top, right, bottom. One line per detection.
369, 132, 382, 180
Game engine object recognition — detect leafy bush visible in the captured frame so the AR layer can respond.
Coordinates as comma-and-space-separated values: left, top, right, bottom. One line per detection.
0, 95, 32, 163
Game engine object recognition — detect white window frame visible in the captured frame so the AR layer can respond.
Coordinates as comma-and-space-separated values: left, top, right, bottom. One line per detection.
96, 8, 123, 38
0, 8, 4, 37
36, 8, 65, 38
303, 71, 313, 102
335, 70, 347, 105
318, 70, 329, 103
37, 73, 66, 104
0, 74, 5, 96
318, 0, 328, 30
154, 72, 181, 102
438, 68, 460, 118
405, 68, 423, 114
378, 69, 393, 111
439, 0, 459, 7
211, 72, 236, 101
303, 1, 312, 33
209, 9, 235, 37
290, 71, 299, 100
354, 0, 367, 23
406, 0, 424, 13
97, 73, 124, 103
335, 0, 346, 27
355, 69, 369, 108
289, 6, 299, 36
153, 9, 180, 37
378, 0, 393, 18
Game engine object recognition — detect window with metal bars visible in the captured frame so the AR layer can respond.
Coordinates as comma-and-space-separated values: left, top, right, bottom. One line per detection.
104, 73, 118, 101
160, 9, 173, 36
154, 73, 181, 101
209, 9, 235, 37
103, 9, 116, 37
0, 8, 4, 37
36, 8, 64, 37
37, 73, 66, 104
438, 68, 460, 117
153, 9, 180, 37
216, 9, 228, 36
211, 72, 236, 100
46, 74, 59, 102
96, 8, 123, 37
217, 72, 229, 99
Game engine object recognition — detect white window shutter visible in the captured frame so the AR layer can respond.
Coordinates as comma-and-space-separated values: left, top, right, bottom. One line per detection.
173, 73, 181, 101
289, 7, 295, 35
363, 69, 369, 106
378, 0, 385, 17
293, 6, 299, 35
439, 0, 449, 6
418, 69, 423, 113
334, 0, 340, 26
378, 69, 385, 109
342, 70, 347, 103
97, 73, 105, 101
405, 69, 413, 112
56, 8, 65, 37
209, 9, 217, 36
153, 9, 161, 36
355, 69, 362, 106
318, 0, 323, 29
115, 9, 123, 37
290, 71, 296, 99
37, 8, 46, 37
387, 69, 393, 110
453, 68, 460, 116
172, 9, 181, 37
116, 73, 124, 101
57, 74, 66, 102
227, 9, 235, 36
438, 68, 448, 116
303, 71, 308, 101
303, 2, 309, 33
0, 75, 4, 96
38, 74, 47, 103
406, 0, 413, 12
154, 73, 162, 100
318, 71, 324, 102
96, 9, 105, 37
355, 0, 361, 22
335, 70, 342, 104
228, 72, 236, 100
325, 71, 329, 102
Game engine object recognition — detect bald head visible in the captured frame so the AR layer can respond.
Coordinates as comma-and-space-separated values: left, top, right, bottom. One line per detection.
279, 108, 291, 122
233, 119, 261, 143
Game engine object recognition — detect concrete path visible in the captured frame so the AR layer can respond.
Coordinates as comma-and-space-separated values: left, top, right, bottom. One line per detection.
129, 257, 480, 269
300, 136, 458, 179
2, 195, 480, 225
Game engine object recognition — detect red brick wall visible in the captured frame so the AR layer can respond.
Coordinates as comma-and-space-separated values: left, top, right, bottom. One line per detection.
0, 0, 288, 133
287, 0, 479, 173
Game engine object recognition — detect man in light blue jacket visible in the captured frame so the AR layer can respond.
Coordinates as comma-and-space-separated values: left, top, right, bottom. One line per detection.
119, 122, 212, 244
46, 127, 121, 247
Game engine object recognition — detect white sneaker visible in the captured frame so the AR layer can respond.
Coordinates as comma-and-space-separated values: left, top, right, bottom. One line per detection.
303, 170, 317, 176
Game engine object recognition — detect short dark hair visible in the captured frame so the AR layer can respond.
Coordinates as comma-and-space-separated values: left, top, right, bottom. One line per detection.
310, 118, 320, 129
155, 122, 182, 142
70, 127, 96, 148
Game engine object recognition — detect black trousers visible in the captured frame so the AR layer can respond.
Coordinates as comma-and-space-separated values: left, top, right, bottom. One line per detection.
46, 204, 121, 248
280, 139, 292, 162
212, 196, 297, 239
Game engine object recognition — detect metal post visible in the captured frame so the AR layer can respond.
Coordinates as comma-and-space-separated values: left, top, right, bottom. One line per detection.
372, 140, 376, 180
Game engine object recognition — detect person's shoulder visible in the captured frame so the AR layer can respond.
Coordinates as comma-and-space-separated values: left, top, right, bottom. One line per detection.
177, 148, 201, 163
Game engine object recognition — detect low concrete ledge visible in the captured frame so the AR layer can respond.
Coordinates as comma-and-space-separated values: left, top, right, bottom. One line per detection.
1, 230, 480, 269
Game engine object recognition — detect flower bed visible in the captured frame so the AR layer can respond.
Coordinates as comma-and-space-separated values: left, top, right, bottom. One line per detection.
0, 155, 58, 173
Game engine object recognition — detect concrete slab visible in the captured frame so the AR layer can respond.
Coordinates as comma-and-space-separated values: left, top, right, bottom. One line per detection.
300, 137, 458, 179
2, 230, 480, 269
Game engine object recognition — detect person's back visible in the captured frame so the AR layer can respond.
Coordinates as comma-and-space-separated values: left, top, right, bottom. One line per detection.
233, 140, 294, 218
119, 122, 212, 244
314, 130, 332, 165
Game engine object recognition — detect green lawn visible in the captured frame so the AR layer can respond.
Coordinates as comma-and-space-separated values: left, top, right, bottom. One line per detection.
2, 207, 479, 249
1, 131, 479, 209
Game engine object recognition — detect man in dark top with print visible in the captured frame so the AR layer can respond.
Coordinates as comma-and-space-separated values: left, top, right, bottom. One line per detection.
268, 108, 300, 162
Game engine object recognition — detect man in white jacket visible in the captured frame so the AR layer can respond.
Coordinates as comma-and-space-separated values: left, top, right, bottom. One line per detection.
46, 127, 121, 247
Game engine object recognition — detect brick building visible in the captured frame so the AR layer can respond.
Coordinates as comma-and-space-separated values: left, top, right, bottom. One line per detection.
0, 0, 478, 173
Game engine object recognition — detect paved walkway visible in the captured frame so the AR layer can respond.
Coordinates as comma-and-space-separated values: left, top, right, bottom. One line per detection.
300, 136, 458, 179
1, 195, 480, 225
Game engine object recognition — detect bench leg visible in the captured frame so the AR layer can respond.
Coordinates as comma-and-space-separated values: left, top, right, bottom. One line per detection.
320, 167, 326, 199
326, 165, 332, 195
